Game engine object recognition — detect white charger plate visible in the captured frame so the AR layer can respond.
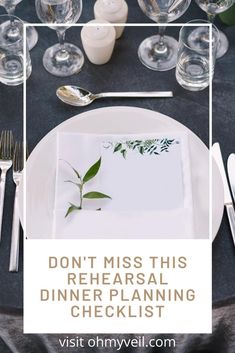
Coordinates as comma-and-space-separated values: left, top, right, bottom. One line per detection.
19, 106, 224, 239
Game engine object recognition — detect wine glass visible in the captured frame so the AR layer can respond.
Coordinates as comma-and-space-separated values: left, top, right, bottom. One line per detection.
0, 0, 38, 50
195, 0, 234, 58
137, 0, 191, 71
35, 0, 84, 77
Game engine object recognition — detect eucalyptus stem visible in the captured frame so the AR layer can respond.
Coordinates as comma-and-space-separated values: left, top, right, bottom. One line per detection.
79, 183, 83, 209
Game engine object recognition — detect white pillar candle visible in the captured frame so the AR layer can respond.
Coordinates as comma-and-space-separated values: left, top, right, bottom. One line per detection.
94, 0, 128, 39
81, 19, 116, 65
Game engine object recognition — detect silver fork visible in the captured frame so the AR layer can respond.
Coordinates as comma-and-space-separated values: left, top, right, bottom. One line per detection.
0, 130, 14, 242
9, 142, 24, 272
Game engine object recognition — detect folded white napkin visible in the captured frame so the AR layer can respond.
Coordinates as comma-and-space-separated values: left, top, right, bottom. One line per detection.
53, 132, 194, 238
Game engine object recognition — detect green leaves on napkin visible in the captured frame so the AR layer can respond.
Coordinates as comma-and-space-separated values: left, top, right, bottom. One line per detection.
104, 138, 177, 159
64, 157, 111, 217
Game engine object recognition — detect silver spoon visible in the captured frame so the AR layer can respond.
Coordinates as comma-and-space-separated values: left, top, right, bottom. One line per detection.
56, 85, 173, 107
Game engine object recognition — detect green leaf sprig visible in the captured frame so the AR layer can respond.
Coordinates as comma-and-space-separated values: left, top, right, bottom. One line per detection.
63, 157, 111, 217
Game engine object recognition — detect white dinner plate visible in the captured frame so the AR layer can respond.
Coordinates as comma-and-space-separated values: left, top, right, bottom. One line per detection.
19, 106, 224, 239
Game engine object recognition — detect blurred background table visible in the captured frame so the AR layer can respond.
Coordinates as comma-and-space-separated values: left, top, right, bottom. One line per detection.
0, 0, 234, 310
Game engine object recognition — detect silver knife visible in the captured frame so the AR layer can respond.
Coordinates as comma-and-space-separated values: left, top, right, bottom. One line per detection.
228, 154, 235, 203
212, 143, 235, 246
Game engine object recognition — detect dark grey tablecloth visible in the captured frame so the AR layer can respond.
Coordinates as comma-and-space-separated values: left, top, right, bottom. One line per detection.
1, 297, 235, 352
0, 0, 235, 314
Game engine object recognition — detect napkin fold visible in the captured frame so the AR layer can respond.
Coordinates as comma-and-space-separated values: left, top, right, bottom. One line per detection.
53, 132, 194, 238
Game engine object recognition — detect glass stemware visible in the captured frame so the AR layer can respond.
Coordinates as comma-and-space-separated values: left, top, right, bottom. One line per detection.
195, 0, 234, 58
137, 0, 191, 71
0, 0, 38, 50
35, 0, 84, 77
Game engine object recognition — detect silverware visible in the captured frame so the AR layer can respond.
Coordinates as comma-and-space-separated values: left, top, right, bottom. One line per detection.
9, 142, 24, 272
56, 85, 174, 107
0, 130, 14, 242
212, 143, 235, 246
227, 154, 235, 204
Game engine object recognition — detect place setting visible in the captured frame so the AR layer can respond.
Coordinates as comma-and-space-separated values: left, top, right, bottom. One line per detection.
0, 1, 234, 254
18, 3, 225, 240
0, 1, 235, 351
0, 0, 230, 241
